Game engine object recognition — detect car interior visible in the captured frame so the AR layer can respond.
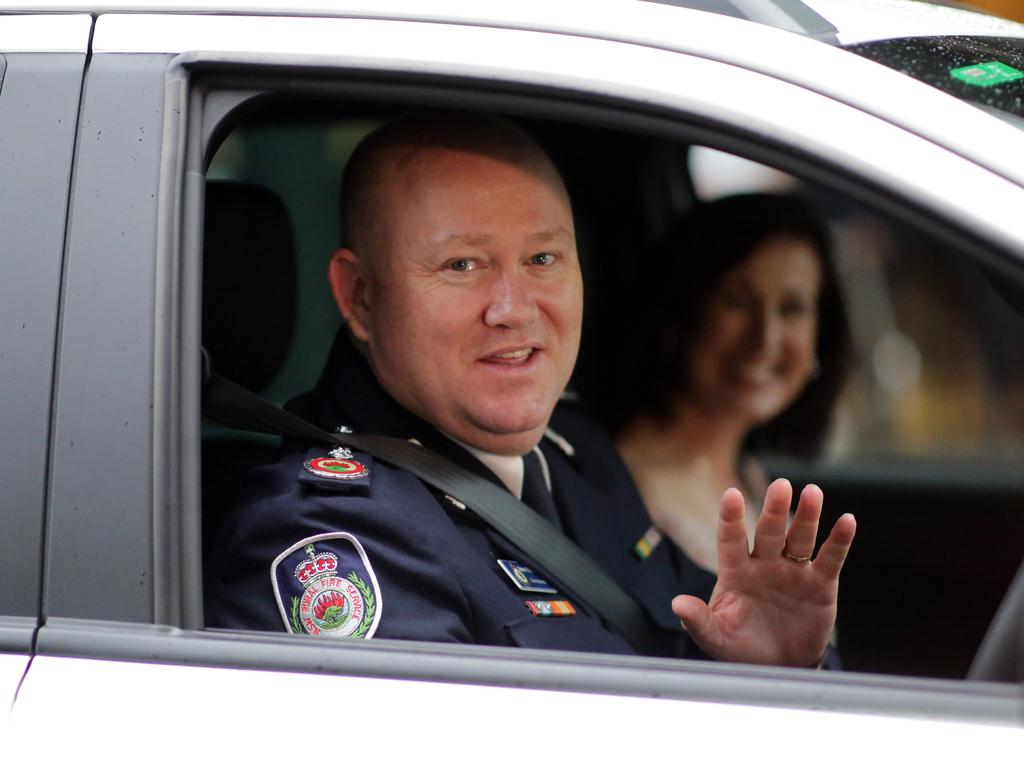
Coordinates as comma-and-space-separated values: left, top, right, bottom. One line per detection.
199, 93, 1024, 682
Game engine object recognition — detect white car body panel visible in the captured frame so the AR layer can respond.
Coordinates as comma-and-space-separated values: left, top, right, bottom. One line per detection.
77, 2, 1024, 196
93, 13, 1024, 260
10, 655, 1024, 765
5, 2, 1024, 184
1, 654, 28, 745
0, 13, 91, 52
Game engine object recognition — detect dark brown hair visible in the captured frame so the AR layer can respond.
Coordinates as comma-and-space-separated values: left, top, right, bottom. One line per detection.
602, 192, 852, 458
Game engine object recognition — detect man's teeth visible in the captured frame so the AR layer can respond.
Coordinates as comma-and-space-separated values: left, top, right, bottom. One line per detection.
495, 348, 532, 359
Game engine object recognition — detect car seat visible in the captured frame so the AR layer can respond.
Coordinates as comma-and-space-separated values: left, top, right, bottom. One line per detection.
201, 180, 298, 560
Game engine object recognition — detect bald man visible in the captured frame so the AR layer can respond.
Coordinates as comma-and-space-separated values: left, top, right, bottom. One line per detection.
205, 112, 854, 665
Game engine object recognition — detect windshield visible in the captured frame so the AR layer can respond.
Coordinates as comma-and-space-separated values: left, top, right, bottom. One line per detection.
848, 35, 1024, 129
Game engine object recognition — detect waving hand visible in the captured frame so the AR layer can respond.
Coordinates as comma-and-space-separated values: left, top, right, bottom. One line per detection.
672, 479, 856, 667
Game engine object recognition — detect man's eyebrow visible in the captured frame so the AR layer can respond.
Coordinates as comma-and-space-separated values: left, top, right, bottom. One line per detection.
530, 227, 574, 243
438, 228, 573, 248
440, 233, 492, 248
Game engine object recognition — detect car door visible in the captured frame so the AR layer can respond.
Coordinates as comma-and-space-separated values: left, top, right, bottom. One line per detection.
0, 11, 89, 735
12, 5, 1024, 761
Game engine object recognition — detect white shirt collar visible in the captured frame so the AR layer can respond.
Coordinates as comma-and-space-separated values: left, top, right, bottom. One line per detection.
462, 446, 525, 498
451, 440, 552, 499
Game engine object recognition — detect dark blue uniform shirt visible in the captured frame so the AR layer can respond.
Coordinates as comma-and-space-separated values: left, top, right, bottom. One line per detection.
205, 332, 716, 657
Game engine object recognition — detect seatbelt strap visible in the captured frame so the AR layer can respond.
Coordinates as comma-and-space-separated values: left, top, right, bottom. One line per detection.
203, 370, 661, 652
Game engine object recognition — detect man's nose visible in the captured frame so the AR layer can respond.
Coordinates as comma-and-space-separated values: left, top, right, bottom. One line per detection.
483, 269, 538, 328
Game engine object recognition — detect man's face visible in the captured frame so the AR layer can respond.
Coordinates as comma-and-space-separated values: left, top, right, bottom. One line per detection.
337, 144, 583, 455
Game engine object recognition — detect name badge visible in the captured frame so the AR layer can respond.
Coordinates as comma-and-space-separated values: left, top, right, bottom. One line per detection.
497, 559, 557, 594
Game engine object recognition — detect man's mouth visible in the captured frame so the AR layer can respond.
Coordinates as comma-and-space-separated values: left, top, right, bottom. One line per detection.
480, 347, 538, 366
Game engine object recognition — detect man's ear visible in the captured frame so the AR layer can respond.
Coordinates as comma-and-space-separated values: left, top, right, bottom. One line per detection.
328, 247, 372, 343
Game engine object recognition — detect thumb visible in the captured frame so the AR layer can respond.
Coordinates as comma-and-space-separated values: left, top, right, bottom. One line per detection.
672, 595, 719, 656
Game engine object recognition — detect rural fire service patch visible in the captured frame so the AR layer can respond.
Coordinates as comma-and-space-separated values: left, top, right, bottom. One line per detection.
271, 533, 381, 639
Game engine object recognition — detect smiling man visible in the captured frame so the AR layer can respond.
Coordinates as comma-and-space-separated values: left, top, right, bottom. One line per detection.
330, 118, 582, 456
205, 111, 855, 665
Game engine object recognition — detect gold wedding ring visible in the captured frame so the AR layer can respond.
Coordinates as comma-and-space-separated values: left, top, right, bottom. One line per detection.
784, 551, 812, 563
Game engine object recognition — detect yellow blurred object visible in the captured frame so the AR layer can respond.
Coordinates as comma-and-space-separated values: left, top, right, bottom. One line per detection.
961, 1, 1024, 23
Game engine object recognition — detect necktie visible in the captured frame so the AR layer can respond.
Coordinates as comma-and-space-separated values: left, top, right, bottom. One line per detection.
521, 449, 561, 529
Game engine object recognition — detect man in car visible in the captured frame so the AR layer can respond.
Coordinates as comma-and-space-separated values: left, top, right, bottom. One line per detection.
205, 111, 855, 666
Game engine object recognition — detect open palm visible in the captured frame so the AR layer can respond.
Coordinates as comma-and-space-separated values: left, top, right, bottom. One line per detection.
672, 479, 856, 667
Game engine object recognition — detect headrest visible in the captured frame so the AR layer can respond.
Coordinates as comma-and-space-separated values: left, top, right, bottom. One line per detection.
202, 180, 297, 393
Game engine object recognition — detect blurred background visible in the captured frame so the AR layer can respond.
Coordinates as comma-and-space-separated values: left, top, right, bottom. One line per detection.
960, 0, 1024, 21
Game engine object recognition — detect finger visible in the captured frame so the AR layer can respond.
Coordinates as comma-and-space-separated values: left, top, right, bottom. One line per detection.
717, 487, 751, 572
672, 594, 720, 657
813, 513, 857, 581
783, 484, 823, 561
751, 478, 792, 559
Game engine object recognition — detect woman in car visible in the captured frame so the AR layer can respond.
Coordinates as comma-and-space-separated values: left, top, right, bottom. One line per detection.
608, 193, 851, 573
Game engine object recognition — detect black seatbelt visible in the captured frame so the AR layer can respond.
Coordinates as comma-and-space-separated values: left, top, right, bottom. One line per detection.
203, 370, 661, 652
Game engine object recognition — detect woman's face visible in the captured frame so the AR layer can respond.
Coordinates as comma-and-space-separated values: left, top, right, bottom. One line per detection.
682, 234, 822, 426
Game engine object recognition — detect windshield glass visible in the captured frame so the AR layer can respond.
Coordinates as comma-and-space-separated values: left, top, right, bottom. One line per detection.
848, 35, 1024, 129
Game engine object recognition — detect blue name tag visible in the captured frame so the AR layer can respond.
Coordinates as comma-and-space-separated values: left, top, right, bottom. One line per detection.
497, 559, 558, 594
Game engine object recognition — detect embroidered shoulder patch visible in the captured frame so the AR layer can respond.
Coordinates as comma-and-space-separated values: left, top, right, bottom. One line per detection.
298, 446, 373, 495
305, 445, 369, 479
271, 533, 382, 639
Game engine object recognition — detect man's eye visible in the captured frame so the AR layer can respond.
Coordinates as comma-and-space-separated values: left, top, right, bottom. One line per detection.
448, 258, 476, 272
530, 252, 557, 266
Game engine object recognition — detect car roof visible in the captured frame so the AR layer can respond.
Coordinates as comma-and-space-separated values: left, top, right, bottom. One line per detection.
0, 0, 1020, 38
7, 1, 1024, 191
3, 1, 1023, 56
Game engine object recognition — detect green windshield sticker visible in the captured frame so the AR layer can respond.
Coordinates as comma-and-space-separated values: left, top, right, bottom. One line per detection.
950, 61, 1024, 88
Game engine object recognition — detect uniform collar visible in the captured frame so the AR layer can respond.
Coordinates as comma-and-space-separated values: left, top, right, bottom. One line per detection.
449, 442, 553, 499
457, 443, 525, 498
313, 329, 510, 492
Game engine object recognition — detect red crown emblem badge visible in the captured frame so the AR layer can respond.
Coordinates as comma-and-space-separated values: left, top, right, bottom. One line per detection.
294, 544, 338, 585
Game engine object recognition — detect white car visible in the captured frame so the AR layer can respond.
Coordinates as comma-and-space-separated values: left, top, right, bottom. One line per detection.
3, 0, 1024, 763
